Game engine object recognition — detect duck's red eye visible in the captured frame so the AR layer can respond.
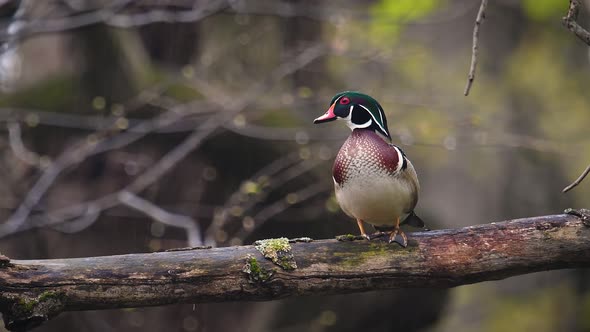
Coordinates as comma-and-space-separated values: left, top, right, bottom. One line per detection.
340, 97, 350, 105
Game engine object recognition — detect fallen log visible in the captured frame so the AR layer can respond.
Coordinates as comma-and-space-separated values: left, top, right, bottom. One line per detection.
1, 210, 589, 331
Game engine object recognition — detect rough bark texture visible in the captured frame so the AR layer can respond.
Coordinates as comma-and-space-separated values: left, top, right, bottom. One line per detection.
1, 211, 590, 331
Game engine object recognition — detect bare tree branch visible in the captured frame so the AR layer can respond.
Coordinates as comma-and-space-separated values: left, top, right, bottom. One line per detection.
1, 212, 589, 331
562, 0, 590, 45
0, 84, 184, 237
0, 44, 326, 239
0, 0, 480, 45
0, 107, 574, 154
563, 163, 590, 193
464, 0, 488, 96
0, 0, 228, 43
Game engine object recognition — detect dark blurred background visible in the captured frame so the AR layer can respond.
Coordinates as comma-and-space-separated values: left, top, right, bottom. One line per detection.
0, 0, 589, 331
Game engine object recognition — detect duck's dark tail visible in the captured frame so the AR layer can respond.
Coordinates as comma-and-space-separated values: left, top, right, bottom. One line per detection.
373, 211, 429, 232
402, 211, 426, 228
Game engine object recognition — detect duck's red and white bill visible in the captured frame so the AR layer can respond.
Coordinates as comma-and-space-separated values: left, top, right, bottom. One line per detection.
313, 103, 337, 123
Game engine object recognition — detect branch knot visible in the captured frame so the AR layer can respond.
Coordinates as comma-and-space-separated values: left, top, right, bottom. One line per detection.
4, 291, 65, 332
564, 208, 590, 227
0, 254, 11, 268
562, 0, 590, 46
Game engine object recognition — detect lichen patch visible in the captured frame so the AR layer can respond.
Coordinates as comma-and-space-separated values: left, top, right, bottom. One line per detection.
336, 234, 363, 241
242, 254, 274, 283
254, 238, 297, 270
289, 237, 313, 243
5, 291, 65, 331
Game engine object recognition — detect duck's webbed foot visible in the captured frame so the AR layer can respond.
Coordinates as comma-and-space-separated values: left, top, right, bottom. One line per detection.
388, 217, 408, 247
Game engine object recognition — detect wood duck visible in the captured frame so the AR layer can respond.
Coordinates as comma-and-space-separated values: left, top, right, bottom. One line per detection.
314, 91, 425, 247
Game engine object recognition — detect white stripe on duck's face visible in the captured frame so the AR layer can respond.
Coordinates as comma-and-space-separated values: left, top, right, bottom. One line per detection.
315, 92, 420, 228
327, 92, 392, 140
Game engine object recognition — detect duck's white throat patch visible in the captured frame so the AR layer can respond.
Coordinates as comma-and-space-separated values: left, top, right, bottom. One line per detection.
344, 105, 373, 130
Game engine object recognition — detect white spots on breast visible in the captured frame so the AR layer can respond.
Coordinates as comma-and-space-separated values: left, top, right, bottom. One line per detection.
332, 130, 412, 225
334, 130, 397, 184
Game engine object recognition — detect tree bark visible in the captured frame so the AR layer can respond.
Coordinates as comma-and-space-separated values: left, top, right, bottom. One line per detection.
1, 211, 589, 331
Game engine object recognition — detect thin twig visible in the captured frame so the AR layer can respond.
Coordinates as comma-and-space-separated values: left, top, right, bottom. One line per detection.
206, 153, 324, 244
7, 121, 41, 167
562, 0, 590, 45
118, 191, 203, 246
49, 204, 100, 234
563, 163, 590, 193
464, 0, 488, 96
229, 182, 329, 244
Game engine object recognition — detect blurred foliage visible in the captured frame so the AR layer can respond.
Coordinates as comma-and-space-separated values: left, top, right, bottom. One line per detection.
0, 76, 82, 111
258, 109, 303, 127
583, 291, 590, 330
522, 0, 567, 21
162, 82, 203, 103
369, 0, 442, 43
507, 30, 590, 140
438, 278, 580, 332
485, 283, 574, 332
505, 28, 590, 207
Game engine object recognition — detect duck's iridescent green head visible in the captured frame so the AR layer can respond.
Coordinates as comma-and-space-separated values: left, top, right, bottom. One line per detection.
313, 91, 391, 140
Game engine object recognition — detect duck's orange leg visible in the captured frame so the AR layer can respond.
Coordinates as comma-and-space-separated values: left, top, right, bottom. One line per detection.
356, 219, 371, 240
